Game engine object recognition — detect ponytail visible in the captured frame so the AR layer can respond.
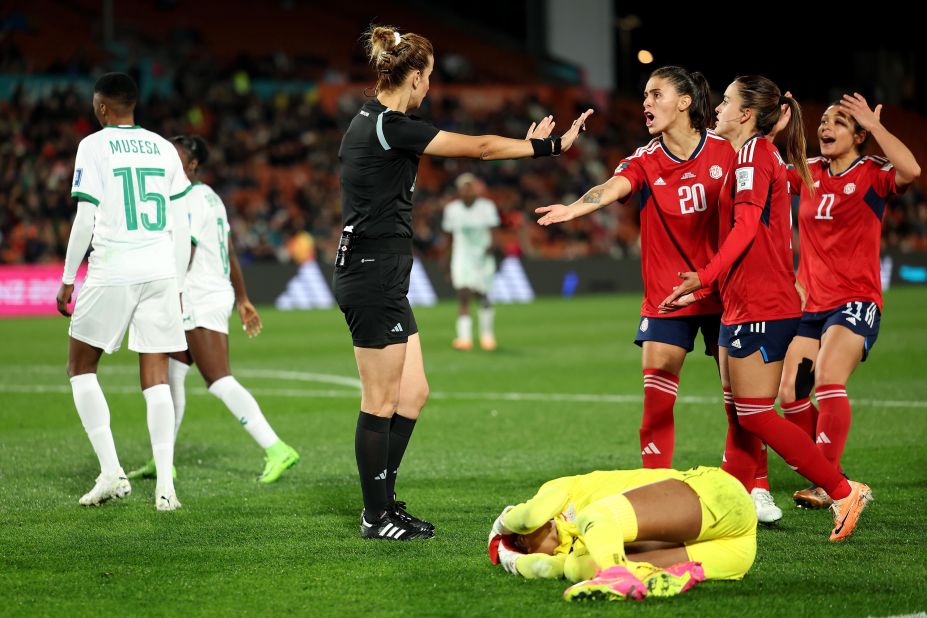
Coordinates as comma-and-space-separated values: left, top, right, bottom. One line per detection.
783, 97, 813, 193
735, 76, 812, 193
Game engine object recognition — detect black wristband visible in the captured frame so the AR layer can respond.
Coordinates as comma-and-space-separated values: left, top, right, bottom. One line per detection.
530, 138, 553, 158
550, 135, 562, 156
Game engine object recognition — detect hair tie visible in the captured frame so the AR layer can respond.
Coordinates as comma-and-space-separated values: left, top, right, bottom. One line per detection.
393, 31, 401, 46
779, 95, 789, 105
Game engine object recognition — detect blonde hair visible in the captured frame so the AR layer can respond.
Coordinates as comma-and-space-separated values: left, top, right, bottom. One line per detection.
365, 24, 433, 94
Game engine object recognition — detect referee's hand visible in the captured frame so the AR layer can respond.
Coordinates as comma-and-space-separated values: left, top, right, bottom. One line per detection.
560, 109, 594, 152
525, 115, 554, 139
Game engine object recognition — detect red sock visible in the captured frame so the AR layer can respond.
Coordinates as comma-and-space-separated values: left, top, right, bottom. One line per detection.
815, 385, 851, 467
721, 388, 761, 489
753, 444, 770, 491
735, 397, 850, 499
639, 369, 679, 468
781, 397, 818, 440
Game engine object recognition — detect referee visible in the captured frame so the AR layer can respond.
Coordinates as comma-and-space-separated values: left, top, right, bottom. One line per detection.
337, 24, 593, 541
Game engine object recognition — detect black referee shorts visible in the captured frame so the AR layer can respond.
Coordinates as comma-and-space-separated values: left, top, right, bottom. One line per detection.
333, 253, 419, 348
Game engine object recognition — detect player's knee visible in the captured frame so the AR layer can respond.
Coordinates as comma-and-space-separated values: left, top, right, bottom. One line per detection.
777, 378, 795, 405
66, 359, 92, 379
402, 382, 430, 413
363, 393, 399, 416
814, 371, 847, 391
417, 382, 430, 407
203, 370, 232, 388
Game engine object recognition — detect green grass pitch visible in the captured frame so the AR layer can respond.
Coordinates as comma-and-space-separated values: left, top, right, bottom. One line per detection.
1, 288, 926, 616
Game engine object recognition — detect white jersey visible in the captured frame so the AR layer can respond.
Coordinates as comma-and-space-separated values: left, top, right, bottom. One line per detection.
185, 183, 233, 295
71, 125, 190, 286
442, 197, 500, 264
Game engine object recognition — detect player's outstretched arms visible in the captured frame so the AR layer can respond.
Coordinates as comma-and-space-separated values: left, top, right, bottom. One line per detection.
536, 175, 632, 225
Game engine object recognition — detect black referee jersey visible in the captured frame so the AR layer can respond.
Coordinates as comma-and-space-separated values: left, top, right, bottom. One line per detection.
338, 99, 440, 239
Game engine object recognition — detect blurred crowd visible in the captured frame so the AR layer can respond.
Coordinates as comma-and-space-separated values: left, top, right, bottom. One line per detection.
3, 51, 927, 267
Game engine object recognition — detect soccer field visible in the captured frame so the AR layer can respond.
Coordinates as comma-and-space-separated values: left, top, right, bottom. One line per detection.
2, 289, 926, 616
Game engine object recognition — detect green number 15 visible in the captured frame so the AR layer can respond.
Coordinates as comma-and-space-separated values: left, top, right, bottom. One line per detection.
113, 167, 166, 231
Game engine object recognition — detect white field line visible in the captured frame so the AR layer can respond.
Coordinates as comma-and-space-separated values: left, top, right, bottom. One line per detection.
0, 366, 925, 408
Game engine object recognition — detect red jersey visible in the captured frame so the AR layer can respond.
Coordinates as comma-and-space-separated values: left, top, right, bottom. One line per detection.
790, 156, 898, 312
715, 135, 801, 324
615, 130, 734, 317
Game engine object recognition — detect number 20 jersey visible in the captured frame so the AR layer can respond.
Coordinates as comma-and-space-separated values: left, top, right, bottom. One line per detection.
614, 130, 735, 317
70, 125, 189, 286
792, 156, 899, 313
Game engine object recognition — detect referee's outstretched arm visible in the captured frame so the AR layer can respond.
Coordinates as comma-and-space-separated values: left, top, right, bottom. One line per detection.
424, 109, 593, 161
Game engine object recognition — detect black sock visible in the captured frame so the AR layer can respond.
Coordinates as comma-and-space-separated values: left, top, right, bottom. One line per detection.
355, 411, 391, 519
386, 414, 417, 499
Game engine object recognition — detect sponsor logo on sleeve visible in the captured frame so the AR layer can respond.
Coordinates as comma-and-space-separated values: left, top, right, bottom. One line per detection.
73, 168, 83, 187
735, 167, 754, 192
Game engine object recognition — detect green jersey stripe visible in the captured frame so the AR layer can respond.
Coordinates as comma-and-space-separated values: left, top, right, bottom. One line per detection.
71, 191, 100, 206
170, 184, 194, 200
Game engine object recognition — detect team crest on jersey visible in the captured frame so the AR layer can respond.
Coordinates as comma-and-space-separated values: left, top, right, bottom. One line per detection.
73, 168, 83, 187
735, 168, 754, 192
680, 172, 696, 180
844, 183, 856, 195
640, 317, 649, 332
710, 165, 722, 179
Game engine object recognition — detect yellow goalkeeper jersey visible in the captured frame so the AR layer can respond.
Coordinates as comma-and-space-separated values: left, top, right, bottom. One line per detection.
502, 468, 693, 537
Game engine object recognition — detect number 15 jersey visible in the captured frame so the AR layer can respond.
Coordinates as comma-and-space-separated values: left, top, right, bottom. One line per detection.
614, 130, 734, 317
71, 125, 190, 287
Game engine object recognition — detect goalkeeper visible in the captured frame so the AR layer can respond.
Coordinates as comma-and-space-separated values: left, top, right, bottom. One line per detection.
488, 466, 756, 601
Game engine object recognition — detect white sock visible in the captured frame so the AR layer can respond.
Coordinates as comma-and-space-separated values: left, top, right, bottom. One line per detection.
208, 376, 278, 449
143, 384, 176, 495
168, 358, 191, 442
70, 374, 121, 476
478, 306, 494, 338
456, 314, 473, 342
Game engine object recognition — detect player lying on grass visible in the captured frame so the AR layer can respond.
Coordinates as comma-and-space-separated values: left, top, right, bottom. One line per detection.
488, 466, 756, 601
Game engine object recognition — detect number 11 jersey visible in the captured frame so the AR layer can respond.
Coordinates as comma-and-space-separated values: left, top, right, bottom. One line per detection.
792, 156, 899, 313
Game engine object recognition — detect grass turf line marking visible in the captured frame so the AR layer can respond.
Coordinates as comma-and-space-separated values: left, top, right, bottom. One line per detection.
2, 382, 926, 408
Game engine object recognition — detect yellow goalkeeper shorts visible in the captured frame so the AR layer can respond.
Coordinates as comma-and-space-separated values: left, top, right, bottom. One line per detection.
682, 466, 757, 580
